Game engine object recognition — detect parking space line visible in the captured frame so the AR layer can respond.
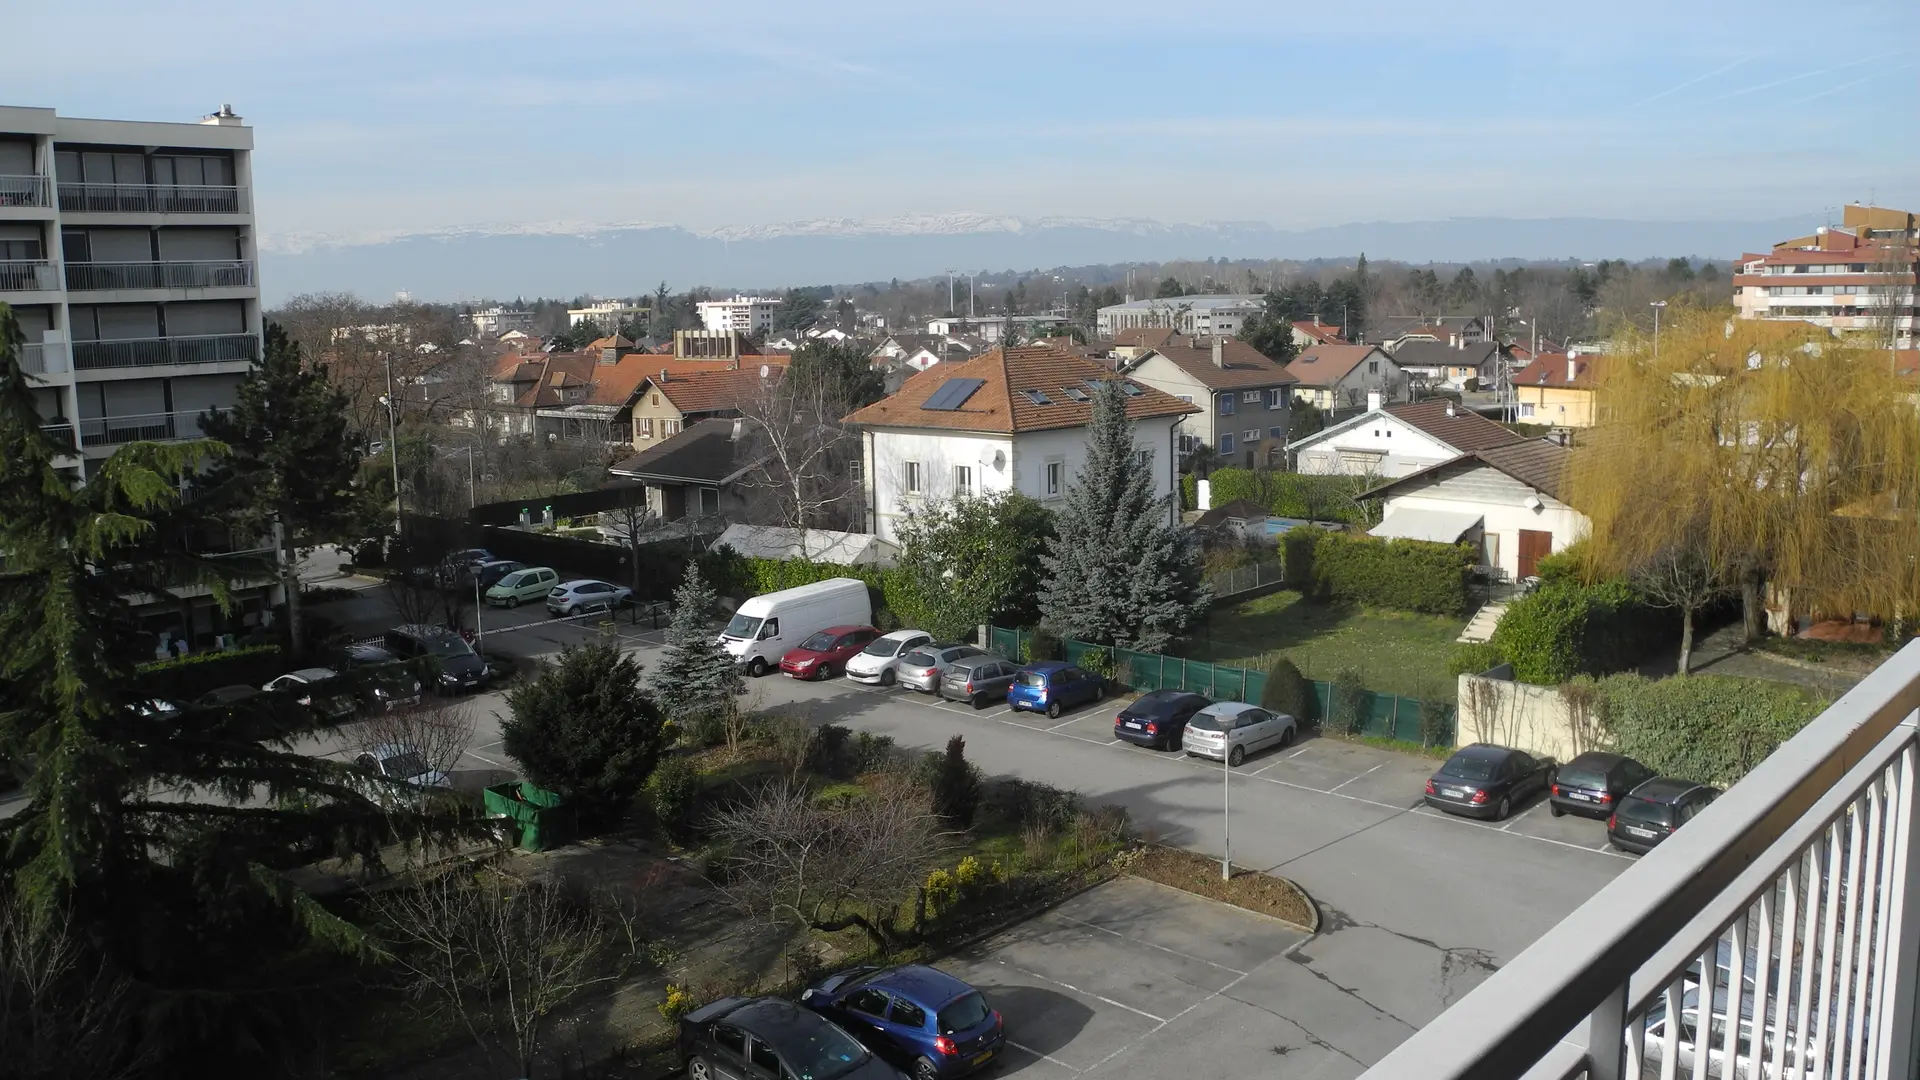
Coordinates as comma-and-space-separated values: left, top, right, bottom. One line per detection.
1045, 715, 1083, 731
991, 960, 1165, 1022
1052, 914, 1248, 975
1285, 744, 1317, 758
1003, 1040, 1082, 1073
465, 749, 511, 769
1327, 762, 1388, 793
1499, 800, 1544, 832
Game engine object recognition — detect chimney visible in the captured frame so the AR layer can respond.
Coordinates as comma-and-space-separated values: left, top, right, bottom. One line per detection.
199, 103, 243, 127
658, 369, 669, 383
1211, 337, 1225, 368
730, 418, 743, 441
1366, 390, 1383, 412
1445, 401, 1457, 417
1566, 356, 1578, 383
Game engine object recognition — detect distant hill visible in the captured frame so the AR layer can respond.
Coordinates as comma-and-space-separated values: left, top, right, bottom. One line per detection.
258, 213, 1810, 302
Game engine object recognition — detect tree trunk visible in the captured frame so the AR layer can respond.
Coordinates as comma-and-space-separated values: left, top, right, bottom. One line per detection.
1740, 569, 1764, 641
812, 910, 893, 952
279, 517, 304, 657
1678, 606, 1694, 676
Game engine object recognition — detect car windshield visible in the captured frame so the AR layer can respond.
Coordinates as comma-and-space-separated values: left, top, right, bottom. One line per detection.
1187, 711, 1231, 732
861, 639, 900, 656
799, 632, 837, 651
724, 614, 762, 639
499, 572, 526, 587
1441, 755, 1499, 781
1616, 795, 1674, 827
779, 1024, 868, 1080
1556, 761, 1608, 789
937, 992, 993, 1034
428, 637, 473, 658
901, 651, 935, 667
382, 752, 430, 780
1015, 671, 1045, 687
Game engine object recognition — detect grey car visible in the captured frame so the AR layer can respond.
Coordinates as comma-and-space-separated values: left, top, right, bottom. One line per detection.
894, 643, 983, 693
939, 655, 1019, 708
1182, 702, 1298, 766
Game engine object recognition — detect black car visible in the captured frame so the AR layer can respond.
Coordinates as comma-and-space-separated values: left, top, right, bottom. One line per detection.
1549, 751, 1656, 819
1113, 689, 1210, 750
382, 625, 488, 695
1423, 743, 1553, 820
680, 996, 904, 1080
1608, 777, 1722, 854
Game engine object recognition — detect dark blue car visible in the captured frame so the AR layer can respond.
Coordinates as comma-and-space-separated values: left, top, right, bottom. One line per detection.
800, 965, 1004, 1080
1005, 661, 1104, 719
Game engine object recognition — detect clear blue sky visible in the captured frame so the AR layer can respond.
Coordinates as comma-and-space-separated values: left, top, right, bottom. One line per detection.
11, 0, 1919, 248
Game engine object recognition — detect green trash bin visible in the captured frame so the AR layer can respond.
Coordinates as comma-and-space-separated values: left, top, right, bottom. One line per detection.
483, 781, 572, 852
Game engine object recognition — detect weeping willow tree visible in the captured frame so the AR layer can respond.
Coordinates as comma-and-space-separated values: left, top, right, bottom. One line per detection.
1567, 305, 1920, 642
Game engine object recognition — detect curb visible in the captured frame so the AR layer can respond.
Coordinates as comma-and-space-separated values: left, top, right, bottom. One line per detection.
1119, 858, 1320, 937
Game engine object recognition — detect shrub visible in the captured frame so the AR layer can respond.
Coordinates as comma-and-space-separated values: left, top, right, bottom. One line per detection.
135, 644, 284, 701
1599, 674, 1826, 786
1308, 532, 1474, 615
1418, 697, 1455, 748
851, 731, 901, 775
953, 855, 986, 889
1328, 668, 1368, 735
1260, 657, 1314, 720
1077, 647, 1114, 682
805, 723, 855, 778
924, 867, 958, 916
1492, 579, 1656, 684
501, 642, 669, 828
1022, 630, 1061, 664
647, 754, 700, 830
1281, 528, 1319, 592
985, 777, 1079, 832
929, 736, 984, 827
658, 984, 696, 1023
1199, 469, 1371, 524
1447, 642, 1505, 677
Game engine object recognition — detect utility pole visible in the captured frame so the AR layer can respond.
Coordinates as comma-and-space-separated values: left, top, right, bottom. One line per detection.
1650, 300, 1668, 361
946, 269, 956, 316
381, 351, 402, 537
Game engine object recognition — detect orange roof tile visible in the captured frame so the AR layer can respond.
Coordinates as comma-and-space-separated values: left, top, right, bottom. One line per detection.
1513, 353, 1604, 390
1284, 344, 1394, 388
651, 367, 785, 414
842, 344, 1198, 434
1142, 337, 1296, 389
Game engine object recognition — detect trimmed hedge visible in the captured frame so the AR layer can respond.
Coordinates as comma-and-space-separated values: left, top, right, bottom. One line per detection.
1260, 657, 1315, 720
1288, 529, 1473, 616
1490, 579, 1655, 685
1598, 673, 1825, 787
701, 552, 908, 623
1182, 469, 1369, 524
136, 644, 285, 701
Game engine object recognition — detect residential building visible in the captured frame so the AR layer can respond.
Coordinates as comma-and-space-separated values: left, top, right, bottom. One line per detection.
695, 295, 779, 334
1364, 314, 1489, 348
567, 299, 648, 331
1290, 319, 1345, 347
1105, 326, 1180, 364
1733, 204, 1918, 348
609, 417, 763, 523
1510, 351, 1602, 428
843, 344, 1199, 544
1283, 344, 1405, 412
464, 306, 535, 336
1121, 334, 1295, 466
925, 314, 1068, 343
0, 102, 275, 646
1361, 438, 1582, 581
1389, 340, 1504, 391
1287, 397, 1524, 478
1095, 295, 1263, 339
485, 351, 598, 439
628, 364, 784, 448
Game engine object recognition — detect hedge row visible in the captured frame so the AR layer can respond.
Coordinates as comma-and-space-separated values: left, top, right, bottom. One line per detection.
1489, 579, 1659, 684
1283, 528, 1473, 616
135, 644, 285, 701
1181, 469, 1369, 524
1596, 673, 1825, 787
702, 551, 909, 626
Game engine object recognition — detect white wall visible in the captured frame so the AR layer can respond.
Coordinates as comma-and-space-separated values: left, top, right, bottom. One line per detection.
1293, 412, 1458, 478
1382, 466, 1588, 578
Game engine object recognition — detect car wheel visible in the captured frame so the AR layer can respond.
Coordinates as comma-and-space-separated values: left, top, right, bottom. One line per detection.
913, 1057, 941, 1080
1046, 701, 1062, 719
971, 693, 985, 710
1279, 725, 1296, 748
688, 1057, 714, 1080
1496, 796, 1512, 820
880, 669, 895, 686
1228, 744, 1246, 767
748, 658, 769, 678
505, 596, 519, 609
816, 664, 834, 681
1549, 803, 1565, 818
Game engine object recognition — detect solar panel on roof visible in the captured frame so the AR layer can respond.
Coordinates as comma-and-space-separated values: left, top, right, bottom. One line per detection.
922, 377, 986, 411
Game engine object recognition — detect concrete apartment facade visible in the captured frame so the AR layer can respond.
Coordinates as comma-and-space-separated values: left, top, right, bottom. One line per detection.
696, 295, 779, 334
1095, 295, 1264, 339
1733, 204, 1918, 348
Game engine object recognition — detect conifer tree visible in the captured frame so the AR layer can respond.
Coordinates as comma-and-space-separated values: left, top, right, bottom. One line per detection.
649, 563, 745, 721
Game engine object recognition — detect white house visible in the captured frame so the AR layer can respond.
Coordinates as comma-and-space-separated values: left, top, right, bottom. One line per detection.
1095, 295, 1263, 338
843, 345, 1200, 544
1288, 397, 1524, 478
1360, 439, 1586, 582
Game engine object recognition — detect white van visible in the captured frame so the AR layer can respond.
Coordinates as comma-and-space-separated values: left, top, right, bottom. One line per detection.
719, 578, 872, 677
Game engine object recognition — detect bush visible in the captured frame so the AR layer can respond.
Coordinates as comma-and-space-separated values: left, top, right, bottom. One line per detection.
1447, 642, 1505, 677
1191, 469, 1371, 524
851, 731, 902, 775
135, 644, 285, 701
648, 754, 700, 830
985, 777, 1079, 832
1022, 630, 1061, 664
658, 984, 696, 1023
1418, 697, 1454, 748
1599, 674, 1826, 786
501, 642, 669, 828
1260, 657, 1314, 720
1306, 532, 1474, 615
1328, 668, 1367, 735
1281, 528, 1319, 589
1492, 579, 1656, 684
929, 736, 983, 827
1077, 647, 1114, 682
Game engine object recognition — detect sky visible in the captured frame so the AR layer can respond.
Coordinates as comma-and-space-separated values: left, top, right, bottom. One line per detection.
9, 0, 1920, 250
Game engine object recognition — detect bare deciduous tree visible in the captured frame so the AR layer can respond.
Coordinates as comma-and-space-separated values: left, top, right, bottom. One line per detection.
0, 902, 147, 1080
733, 363, 866, 533
1631, 538, 1731, 675
349, 698, 477, 781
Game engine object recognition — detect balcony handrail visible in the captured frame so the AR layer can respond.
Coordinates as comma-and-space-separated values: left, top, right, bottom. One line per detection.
55, 181, 249, 214
77, 408, 228, 447
72, 333, 259, 370
0, 259, 59, 292
0, 174, 52, 207
64, 259, 255, 291
1359, 640, 1920, 1080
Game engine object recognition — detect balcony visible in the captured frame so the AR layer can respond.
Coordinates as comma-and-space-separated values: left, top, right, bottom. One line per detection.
64, 260, 255, 292
1360, 641, 1920, 1080
72, 333, 259, 371
0, 259, 59, 292
19, 341, 70, 376
39, 421, 76, 450
0, 175, 51, 208
56, 182, 249, 215
78, 409, 227, 448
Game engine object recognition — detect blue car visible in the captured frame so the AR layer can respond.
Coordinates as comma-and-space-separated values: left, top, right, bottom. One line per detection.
800, 965, 1004, 1080
1005, 661, 1105, 719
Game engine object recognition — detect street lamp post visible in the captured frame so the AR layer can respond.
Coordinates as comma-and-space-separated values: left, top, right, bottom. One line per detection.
1650, 300, 1668, 360
1222, 747, 1232, 881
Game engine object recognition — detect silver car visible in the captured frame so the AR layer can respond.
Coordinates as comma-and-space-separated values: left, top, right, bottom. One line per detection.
845, 630, 934, 686
1182, 702, 1297, 767
894, 643, 984, 693
939, 655, 1019, 708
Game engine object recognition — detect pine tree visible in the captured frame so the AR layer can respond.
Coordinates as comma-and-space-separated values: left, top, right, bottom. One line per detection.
1038, 380, 1208, 651
649, 563, 745, 722
199, 323, 359, 654
502, 641, 666, 827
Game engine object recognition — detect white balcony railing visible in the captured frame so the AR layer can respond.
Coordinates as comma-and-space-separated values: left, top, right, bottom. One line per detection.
0, 259, 59, 292
0, 174, 51, 208
71, 333, 259, 371
1361, 641, 1920, 1080
64, 260, 254, 292
77, 408, 227, 448
19, 341, 70, 376
56, 182, 248, 214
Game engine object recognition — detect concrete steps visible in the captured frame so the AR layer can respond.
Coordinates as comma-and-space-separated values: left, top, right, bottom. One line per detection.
1457, 601, 1508, 644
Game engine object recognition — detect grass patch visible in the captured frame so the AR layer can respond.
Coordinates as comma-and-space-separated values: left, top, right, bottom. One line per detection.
1186, 590, 1464, 701
1119, 846, 1315, 928
1333, 732, 1454, 760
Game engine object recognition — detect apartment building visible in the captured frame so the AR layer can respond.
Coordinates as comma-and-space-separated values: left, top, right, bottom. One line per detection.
1095, 295, 1263, 339
696, 295, 779, 334
464, 306, 536, 336
1733, 204, 1918, 348
567, 299, 649, 329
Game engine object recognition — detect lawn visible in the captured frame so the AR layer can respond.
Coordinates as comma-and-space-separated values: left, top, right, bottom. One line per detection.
1183, 589, 1465, 701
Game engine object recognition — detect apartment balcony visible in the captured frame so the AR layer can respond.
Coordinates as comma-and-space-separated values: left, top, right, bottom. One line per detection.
1360, 641, 1920, 1080
78, 409, 227, 448
39, 421, 76, 450
0, 175, 51, 208
0, 259, 59, 292
19, 341, 71, 376
64, 260, 255, 292
72, 333, 259, 372
56, 182, 249, 215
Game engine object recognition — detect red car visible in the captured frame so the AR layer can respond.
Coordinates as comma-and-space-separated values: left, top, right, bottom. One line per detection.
779, 625, 881, 681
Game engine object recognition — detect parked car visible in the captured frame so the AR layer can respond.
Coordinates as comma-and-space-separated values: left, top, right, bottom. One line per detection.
383, 625, 488, 694
780, 625, 882, 681
471, 559, 526, 591
894, 644, 985, 694
1005, 661, 1104, 719
719, 578, 873, 678
338, 642, 398, 668
352, 742, 451, 808
262, 667, 360, 723
1637, 983, 1815, 1079
1424, 743, 1554, 820
484, 566, 558, 608
938, 655, 1019, 708
1549, 751, 1656, 819
547, 578, 632, 617
353, 665, 422, 712
1181, 701, 1296, 765
1608, 777, 1722, 854
1113, 689, 1211, 750
846, 630, 934, 686
800, 965, 1005, 1080
194, 684, 262, 709
679, 996, 901, 1080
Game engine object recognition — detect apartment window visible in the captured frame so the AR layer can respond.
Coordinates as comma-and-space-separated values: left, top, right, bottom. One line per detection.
1244, 429, 1260, 443
1219, 433, 1235, 454
1217, 394, 1235, 416
1269, 427, 1284, 440
1045, 460, 1064, 497
1242, 391, 1261, 403
651, 394, 660, 407
1268, 389, 1287, 408
1177, 434, 1203, 453
636, 417, 654, 439
1520, 403, 1536, 418
903, 460, 922, 494
952, 465, 973, 496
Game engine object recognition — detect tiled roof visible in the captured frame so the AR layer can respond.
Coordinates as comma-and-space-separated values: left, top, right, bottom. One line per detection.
1361, 438, 1572, 504
1284, 344, 1392, 388
1141, 337, 1297, 390
586, 334, 636, 350
1110, 327, 1179, 349
610, 418, 759, 485
1290, 321, 1344, 344
651, 367, 784, 415
842, 344, 1199, 434
1512, 353, 1602, 390
1382, 399, 1524, 454
1390, 341, 1501, 371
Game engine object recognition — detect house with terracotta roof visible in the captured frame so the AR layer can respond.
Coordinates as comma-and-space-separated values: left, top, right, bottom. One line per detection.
842, 344, 1200, 544
1283, 344, 1405, 412
1286, 398, 1524, 479
628, 364, 785, 447
1390, 340, 1505, 391
1121, 335, 1296, 466
1290, 319, 1345, 348
1360, 439, 1585, 583
1511, 351, 1604, 428
478, 351, 600, 438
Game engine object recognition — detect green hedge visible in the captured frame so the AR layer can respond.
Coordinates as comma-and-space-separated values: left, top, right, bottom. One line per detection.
702, 552, 907, 623
1182, 469, 1369, 524
1491, 579, 1656, 684
1597, 674, 1825, 787
1287, 529, 1473, 615
136, 644, 285, 701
